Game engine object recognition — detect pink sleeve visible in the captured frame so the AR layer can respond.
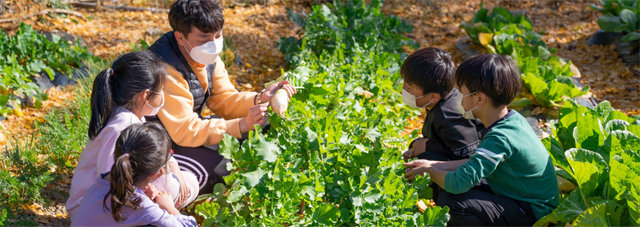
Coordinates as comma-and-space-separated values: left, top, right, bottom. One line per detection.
95, 128, 120, 176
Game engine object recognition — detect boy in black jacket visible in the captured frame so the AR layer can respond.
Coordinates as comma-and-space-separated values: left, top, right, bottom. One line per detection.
401, 47, 484, 163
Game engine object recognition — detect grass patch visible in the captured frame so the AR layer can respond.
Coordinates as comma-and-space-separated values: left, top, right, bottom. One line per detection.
0, 59, 106, 225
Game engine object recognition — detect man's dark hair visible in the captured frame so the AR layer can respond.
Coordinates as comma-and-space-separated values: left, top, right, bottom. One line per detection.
454, 54, 521, 107
169, 0, 224, 35
400, 47, 455, 97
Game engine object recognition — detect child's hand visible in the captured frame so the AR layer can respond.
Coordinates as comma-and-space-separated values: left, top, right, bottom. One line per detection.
144, 184, 160, 200
404, 138, 428, 162
169, 160, 190, 208
175, 174, 190, 207
155, 191, 180, 215
403, 149, 415, 162
403, 159, 435, 182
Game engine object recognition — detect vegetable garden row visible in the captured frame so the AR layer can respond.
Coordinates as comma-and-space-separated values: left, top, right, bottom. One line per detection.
0, 23, 94, 118
0, 0, 637, 225
192, 0, 640, 226
195, 0, 449, 225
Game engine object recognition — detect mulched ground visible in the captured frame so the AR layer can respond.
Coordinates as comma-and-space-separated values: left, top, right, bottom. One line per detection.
383, 0, 639, 115
0, 0, 638, 225
0, 0, 305, 146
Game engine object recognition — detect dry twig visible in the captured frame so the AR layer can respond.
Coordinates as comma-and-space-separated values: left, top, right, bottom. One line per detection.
71, 2, 169, 13
0, 9, 83, 23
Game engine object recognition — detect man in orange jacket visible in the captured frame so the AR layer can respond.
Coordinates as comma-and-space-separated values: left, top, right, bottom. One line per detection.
148, 0, 295, 194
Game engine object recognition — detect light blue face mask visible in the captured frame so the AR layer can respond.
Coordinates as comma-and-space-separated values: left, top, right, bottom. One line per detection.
456, 91, 478, 119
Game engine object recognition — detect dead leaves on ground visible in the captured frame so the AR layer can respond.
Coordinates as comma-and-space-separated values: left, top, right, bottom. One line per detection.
0, 86, 76, 147
21, 202, 70, 226
384, 0, 638, 116
0, 0, 304, 137
223, 3, 305, 91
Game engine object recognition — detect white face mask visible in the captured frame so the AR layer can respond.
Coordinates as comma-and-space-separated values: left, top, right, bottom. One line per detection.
402, 89, 430, 109
456, 91, 478, 119
184, 37, 223, 65
145, 91, 164, 116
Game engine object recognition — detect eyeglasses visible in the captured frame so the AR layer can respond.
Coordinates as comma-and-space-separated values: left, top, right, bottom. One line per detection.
460, 91, 477, 98
149, 90, 162, 96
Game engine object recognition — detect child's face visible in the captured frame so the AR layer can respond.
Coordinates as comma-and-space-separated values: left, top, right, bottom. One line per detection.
457, 85, 483, 114
150, 164, 167, 182
402, 82, 440, 109
403, 82, 423, 97
149, 159, 170, 182
140, 88, 165, 116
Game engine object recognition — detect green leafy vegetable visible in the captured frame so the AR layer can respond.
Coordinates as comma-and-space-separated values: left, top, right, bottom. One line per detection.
462, 6, 588, 108
194, 0, 446, 225
536, 99, 640, 226
0, 23, 95, 117
591, 0, 640, 42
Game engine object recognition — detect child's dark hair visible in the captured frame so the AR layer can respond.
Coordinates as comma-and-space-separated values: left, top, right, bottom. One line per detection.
89, 50, 166, 139
454, 54, 521, 107
400, 47, 455, 97
103, 122, 171, 222
169, 0, 224, 35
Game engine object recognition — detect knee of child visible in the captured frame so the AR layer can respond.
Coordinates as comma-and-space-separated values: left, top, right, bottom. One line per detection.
213, 158, 231, 176
436, 191, 469, 212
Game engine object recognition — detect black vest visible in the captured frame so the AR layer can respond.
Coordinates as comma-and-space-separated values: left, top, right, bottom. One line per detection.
148, 31, 216, 117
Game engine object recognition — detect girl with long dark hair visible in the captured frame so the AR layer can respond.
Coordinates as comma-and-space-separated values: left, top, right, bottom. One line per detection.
67, 51, 199, 217
71, 122, 197, 226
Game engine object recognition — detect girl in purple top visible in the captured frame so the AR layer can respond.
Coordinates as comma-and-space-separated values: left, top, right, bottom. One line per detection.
67, 51, 199, 217
72, 122, 197, 226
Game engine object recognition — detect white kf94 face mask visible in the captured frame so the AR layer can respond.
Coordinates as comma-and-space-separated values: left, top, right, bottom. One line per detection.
145, 91, 164, 116
402, 89, 430, 109
456, 91, 478, 120
185, 37, 224, 65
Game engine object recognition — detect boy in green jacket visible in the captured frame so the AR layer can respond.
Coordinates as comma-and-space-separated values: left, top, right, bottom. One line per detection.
404, 54, 559, 225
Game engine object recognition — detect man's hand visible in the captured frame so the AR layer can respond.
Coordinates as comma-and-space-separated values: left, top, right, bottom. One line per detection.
262, 80, 297, 103
239, 103, 269, 133
403, 138, 428, 162
403, 159, 436, 182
